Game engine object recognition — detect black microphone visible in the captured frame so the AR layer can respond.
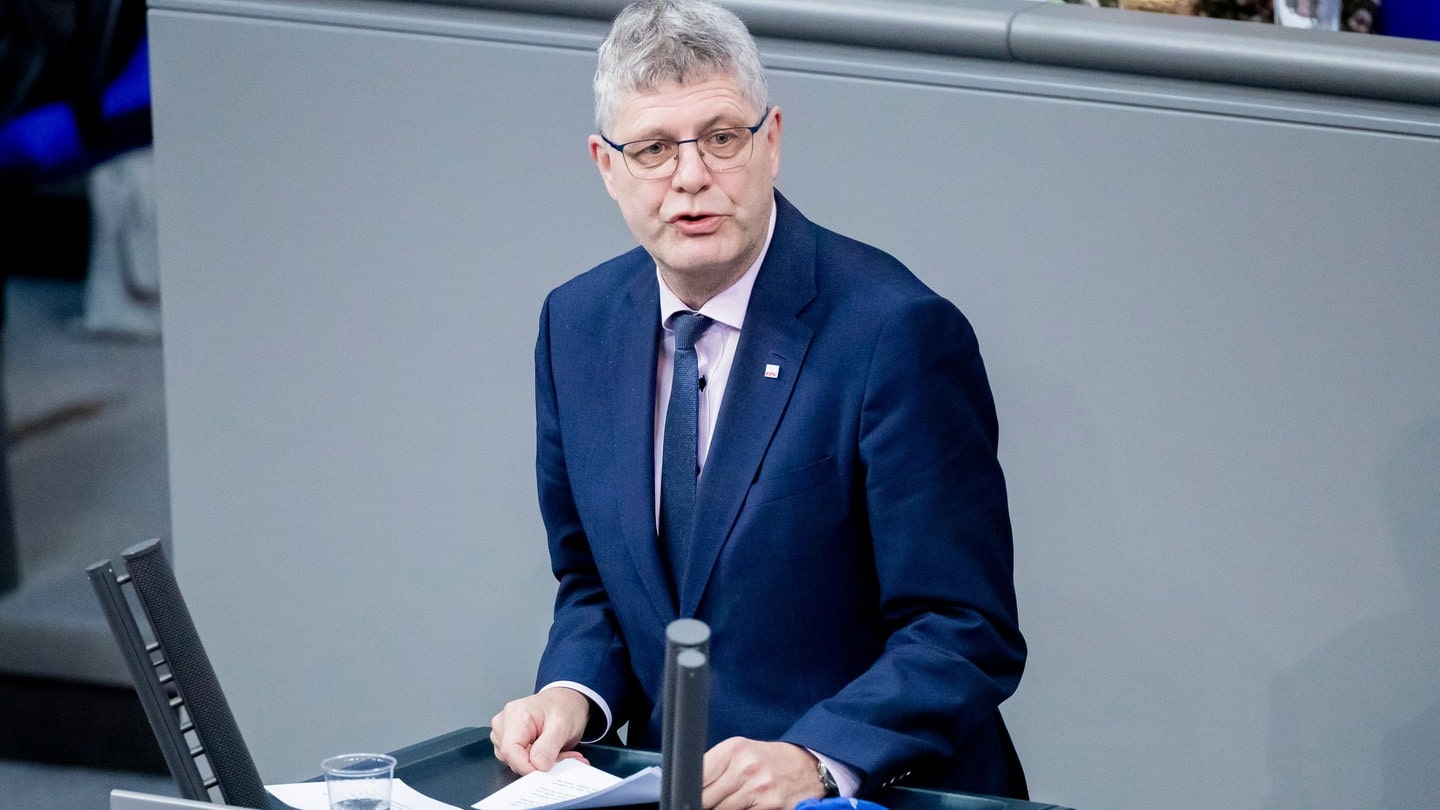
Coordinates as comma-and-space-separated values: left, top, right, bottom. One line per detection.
698, 376, 707, 391
661, 619, 710, 810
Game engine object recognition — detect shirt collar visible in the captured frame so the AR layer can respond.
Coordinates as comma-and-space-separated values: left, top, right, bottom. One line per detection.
658, 202, 777, 332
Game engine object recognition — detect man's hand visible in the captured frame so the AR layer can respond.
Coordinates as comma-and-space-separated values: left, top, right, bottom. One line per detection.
489, 687, 592, 775
701, 738, 826, 810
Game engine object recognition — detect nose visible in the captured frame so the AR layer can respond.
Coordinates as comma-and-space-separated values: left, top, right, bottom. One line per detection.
669, 140, 712, 192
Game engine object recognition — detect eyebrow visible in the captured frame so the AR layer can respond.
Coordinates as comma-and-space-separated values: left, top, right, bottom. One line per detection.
629, 113, 747, 142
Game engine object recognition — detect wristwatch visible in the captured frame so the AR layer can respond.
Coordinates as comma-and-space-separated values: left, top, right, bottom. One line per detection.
816, 760, 840, 798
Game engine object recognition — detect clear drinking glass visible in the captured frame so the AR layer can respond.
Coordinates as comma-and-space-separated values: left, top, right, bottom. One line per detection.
321, 753, 396, 810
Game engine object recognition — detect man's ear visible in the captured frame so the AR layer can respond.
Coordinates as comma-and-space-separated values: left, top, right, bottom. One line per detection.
589, 135, 621, 201
765, 106, 783, 178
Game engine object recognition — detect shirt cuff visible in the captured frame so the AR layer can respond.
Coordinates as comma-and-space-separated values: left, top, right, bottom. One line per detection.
809, 750, 861, 798
539, 681, 612, 743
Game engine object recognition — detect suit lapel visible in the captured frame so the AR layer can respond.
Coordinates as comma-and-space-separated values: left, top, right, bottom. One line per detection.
679, 193, 817, 616
605, 264, 677, 623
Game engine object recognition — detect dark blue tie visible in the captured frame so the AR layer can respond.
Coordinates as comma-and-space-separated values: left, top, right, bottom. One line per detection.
661, 312, 711, 591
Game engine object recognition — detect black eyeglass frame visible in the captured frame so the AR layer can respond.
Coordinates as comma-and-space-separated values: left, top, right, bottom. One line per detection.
600, 107, 773, 179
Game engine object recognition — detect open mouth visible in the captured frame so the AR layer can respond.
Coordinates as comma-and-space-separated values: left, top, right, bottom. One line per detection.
671, 213, 721, 235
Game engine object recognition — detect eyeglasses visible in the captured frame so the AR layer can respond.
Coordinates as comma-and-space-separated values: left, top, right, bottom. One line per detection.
601, 108, 772, 180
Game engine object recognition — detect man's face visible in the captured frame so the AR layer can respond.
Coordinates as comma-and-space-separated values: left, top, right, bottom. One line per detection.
590, 76, 781, 303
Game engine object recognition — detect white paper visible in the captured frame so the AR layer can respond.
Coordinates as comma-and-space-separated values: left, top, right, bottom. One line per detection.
473, 758, 662, 810
266, 777, 464, 810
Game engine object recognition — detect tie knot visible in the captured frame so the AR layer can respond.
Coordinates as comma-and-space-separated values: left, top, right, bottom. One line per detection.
670, 311, 710, 351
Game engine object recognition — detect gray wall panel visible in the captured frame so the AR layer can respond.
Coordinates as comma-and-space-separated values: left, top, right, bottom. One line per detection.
149, 7, 625, 779
148, 2, 1440, 808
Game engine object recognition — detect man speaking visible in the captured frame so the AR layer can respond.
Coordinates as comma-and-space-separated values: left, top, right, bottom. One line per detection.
491, 2, 1027, 807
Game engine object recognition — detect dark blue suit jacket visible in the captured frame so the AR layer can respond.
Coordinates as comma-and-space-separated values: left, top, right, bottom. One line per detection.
533, 192, 1026, 796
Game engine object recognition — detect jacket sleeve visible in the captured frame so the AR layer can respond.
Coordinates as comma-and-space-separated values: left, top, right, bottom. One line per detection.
532, 292, 635, 736
779, 293, 1026, 789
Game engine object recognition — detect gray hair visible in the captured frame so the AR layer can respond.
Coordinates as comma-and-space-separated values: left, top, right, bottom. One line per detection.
594, 0, 770, 135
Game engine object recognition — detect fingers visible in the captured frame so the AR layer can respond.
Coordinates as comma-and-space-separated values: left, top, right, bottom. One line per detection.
491, 698, 544, 776
558, 750, 591, 766
701, 738, 823, 810
701, 738, 748, 810
490, 688, 591, 776
529, 714, 574, 771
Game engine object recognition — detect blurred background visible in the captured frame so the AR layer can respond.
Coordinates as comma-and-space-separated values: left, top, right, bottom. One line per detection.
2, 0, 173, 804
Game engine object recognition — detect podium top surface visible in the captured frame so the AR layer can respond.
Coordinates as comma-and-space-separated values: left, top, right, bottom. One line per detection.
382, 728, 1073, 810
